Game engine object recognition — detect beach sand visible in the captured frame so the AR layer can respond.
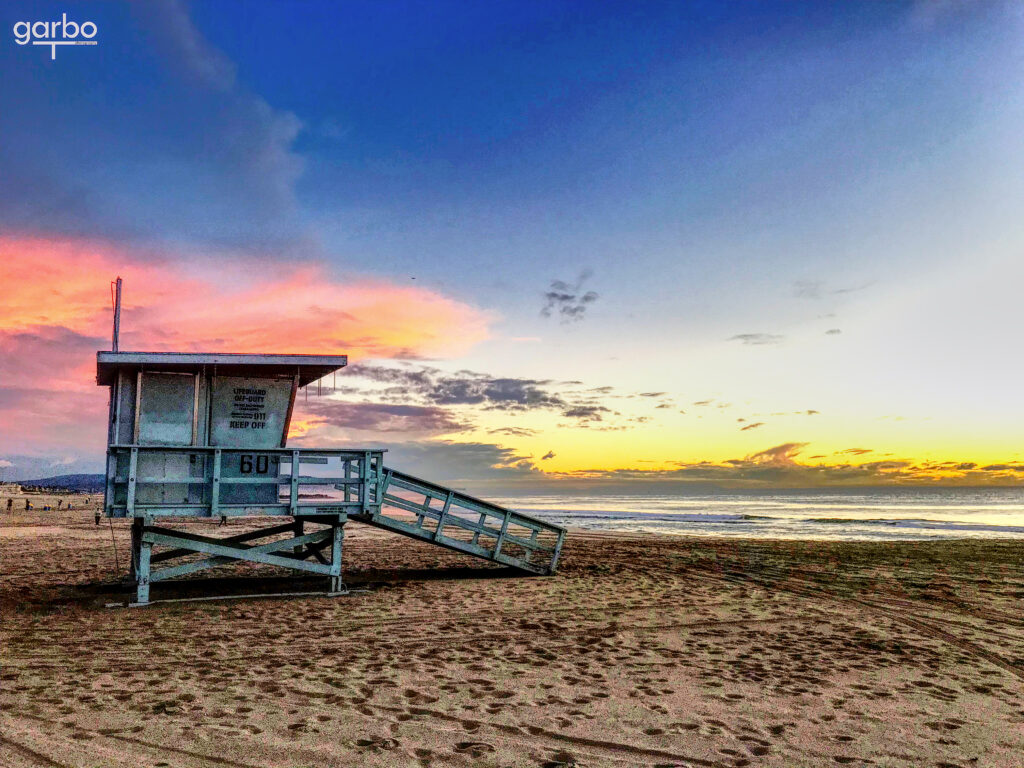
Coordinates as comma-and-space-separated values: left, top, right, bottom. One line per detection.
2, 495, 1023, 767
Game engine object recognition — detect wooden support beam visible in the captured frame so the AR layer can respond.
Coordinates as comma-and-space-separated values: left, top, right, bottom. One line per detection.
550, 528, 567, 573
129, 518, 142, 579
150, 521, 298, 564
126, 448, 138, 516
434, 491, 453, 541
493, 509, 512, 558
136, 517, 152, 604
289, 450, 299, 516
211, 448, 221, 518
472, 511, 486, 546
360, 451, 371, 513
329, 521, 344, 593
145, 529, 334, 582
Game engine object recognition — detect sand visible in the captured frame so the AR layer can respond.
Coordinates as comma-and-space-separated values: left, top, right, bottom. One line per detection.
2, 494, 1024, 767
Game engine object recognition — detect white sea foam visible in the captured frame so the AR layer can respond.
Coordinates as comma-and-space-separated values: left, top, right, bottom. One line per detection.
493, 488, 1024, 540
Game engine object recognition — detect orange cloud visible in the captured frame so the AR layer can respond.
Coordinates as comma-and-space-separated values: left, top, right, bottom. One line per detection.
0, 235, 491, 453
0, 235, 489, 360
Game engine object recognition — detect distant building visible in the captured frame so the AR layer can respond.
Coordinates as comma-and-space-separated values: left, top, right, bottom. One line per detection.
0, 482, 22, 494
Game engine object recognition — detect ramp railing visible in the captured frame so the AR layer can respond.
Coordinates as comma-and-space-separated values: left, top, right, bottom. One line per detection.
345, 466, 566, 575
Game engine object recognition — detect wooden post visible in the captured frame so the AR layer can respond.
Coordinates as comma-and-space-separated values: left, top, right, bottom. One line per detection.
211, 448, 221, 518
493, 510, 511, 558
550, 528, 567, 573
129, 518, 142, 579
290, 450, 299, 515
329, 517, 344, 594
136, 519, 152, 605
434, 491, 453, 541
126, 447, 138, 516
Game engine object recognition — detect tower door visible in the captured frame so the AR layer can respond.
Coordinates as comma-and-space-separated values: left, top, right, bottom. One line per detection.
137, 372, 196, 446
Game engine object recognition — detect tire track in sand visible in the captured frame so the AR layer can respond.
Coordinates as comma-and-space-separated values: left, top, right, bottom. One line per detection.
708, 569, 1024, 682
12, 713, 270, 768
0, 732, 69, 768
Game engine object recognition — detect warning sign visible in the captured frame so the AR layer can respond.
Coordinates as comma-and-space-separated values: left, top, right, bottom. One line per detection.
210, 376, 292, 448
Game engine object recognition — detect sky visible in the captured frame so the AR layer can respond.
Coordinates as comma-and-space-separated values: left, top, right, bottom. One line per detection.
2, 0, 1024, 491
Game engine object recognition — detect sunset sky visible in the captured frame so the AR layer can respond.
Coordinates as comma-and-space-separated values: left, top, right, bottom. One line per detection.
2, 1, 1024, 490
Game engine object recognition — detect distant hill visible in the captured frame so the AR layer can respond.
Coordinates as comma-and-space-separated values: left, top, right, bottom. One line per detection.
20, 474, 105, 493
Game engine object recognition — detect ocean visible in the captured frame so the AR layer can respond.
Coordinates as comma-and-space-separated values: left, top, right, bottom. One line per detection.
493, 488, 1024, 541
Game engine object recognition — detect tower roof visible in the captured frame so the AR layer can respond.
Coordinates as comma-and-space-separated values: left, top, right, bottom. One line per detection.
96, 351, 347, 387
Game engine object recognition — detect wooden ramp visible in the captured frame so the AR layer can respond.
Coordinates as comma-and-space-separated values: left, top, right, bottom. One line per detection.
348, 466, 566, 575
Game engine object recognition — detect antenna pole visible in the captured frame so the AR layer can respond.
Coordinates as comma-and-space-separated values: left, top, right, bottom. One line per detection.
112, 277, 122, 352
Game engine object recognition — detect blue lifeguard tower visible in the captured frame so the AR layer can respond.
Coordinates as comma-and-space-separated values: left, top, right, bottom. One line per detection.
97, 298, 565, 605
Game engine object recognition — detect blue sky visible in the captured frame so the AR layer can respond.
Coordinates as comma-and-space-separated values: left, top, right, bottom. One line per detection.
3, 1, 1024, 488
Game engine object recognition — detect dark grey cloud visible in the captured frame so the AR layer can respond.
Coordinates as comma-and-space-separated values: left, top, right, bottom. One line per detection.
541, 451, 556, 460
488, 427, 537, 438
348, 363, 564, 411
740, 422, 764, 431
541, 270, 599, 323
346, 363, 618, 424
301, 401, 468, 434
729, 333, 784, 345
562, 405, 609, 422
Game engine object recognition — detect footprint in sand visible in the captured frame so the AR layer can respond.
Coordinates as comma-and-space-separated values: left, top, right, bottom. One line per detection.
454, 741, 496, 758
355, 736, 399, 751
540, 748, 578, 767
404, 688, 439, 705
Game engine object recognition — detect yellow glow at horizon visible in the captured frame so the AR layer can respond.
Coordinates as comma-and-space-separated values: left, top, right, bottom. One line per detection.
460, 401, 1023, 475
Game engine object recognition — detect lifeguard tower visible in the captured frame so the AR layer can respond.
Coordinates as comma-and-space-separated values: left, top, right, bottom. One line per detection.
98, 289, 565, 605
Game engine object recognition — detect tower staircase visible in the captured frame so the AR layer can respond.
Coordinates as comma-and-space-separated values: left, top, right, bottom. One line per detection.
349, 466, 565, 575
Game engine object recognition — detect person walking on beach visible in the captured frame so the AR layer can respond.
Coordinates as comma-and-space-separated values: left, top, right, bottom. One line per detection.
6, 498, 11, 513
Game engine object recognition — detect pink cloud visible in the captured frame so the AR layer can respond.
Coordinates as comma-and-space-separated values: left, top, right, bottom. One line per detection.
0, 235, 491, 458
